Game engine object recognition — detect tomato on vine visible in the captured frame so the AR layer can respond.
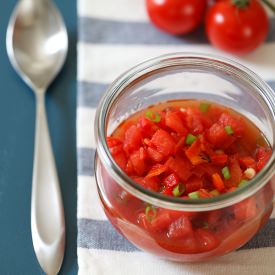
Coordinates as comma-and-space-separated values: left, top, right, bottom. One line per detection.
206, 0, 269, 55
146, 0, 207, 35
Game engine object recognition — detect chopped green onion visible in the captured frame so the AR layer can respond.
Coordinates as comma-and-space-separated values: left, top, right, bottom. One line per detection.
186, 134, 197, 145
146, 111, 161, 122
199, 102, 210, 113
222, 166, 231, 180
224, 125, 234, 135
238, 179, 249, 188
172, 183, 185, 197
188, 191, 200, 199
145, 205, 157, 222
210, 189, 220, 197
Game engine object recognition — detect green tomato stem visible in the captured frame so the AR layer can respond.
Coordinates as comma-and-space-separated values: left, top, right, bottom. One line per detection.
232, 0, 250, 9
261, 0, 275, 14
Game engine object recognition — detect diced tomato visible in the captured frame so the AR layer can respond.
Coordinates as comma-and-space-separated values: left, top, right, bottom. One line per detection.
150, 210, 172, 232
185, 139, 208, 165
160, 186, 173, 196
212, 173, 225, 192
163, 173, 180, 188
218, 112, 244, 137
106, 100, 273, 259
150, 129, 176, 157
113, 151, 127, 170
225, 157, 242, 187
206, 123, 235, 148
137, 117, 155, 138
146, 146, 164, 162
227, 186, 237, 192
107, 136, 122, 147
143, 177, 160, 192
160, 209, 197, 220
168, 154, 192, 181
239, 156, 256, 169
133, 176, 160, 192
185, 108, 204, 135
185, 176, 203, 194
146, 164, 167, 178
256, 147, 272, 171
175, 136, 187, 153
109, 144, 124, 156
167, 216, 193, 239
129, 150, 147, 176
234, 197, 257, 221
194, 163, 220, 178
125, 159, 134, 175
123, 125, 143, 154
200, 135, 215, 157
211, 154, 228, 166
196, 228, 219, 252
207, 210, 223, 227
165, 111, 187, 135
198, 188, 213, 198
137, 213, 151, 230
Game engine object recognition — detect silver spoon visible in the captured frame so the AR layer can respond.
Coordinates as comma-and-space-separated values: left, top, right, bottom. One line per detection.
6, 0, 67, 274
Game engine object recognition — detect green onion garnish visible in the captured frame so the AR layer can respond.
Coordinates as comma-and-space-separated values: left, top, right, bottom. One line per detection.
172, 183, 185, 197
186, 134, 197, 145
145, 111, 161, 122
224, 125, 234, 135
238, 179, 248, 188
199, 102, 210, 113
145, 205, 157, 222
188, 191, 200, 199
222, 166, 231, 180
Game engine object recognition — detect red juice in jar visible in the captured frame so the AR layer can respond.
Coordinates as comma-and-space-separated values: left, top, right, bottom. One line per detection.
100, 99, 273, 261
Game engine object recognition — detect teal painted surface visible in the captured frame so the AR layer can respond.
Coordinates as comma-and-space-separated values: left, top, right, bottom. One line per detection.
0, 0, 77, 274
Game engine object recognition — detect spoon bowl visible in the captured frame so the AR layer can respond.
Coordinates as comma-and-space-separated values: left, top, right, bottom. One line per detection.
6, 0, 67, 274
7, 0, 68, 90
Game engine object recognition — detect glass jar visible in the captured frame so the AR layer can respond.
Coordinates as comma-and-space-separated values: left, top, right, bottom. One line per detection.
94, 53, 275, 262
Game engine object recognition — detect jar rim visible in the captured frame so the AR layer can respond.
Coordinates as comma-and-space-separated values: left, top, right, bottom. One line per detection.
95, 52, 275, 211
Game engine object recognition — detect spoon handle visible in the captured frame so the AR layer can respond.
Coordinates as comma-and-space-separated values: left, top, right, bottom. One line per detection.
31, 91, 65, 275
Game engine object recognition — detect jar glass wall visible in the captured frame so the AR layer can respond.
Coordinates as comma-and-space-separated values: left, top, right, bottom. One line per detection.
95, 53, 275, 261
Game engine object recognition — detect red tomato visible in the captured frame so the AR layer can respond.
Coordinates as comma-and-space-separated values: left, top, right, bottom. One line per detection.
234, 197, 257, 220
225, 157, 242, 187
218, 113, 244, 137
206, 0, 269, 55
163, 173, 180, 188
256, 147, 272, 171
129, 150, 148, 176
123, 125, 143, 154
185, 176, 203, 193
196, 228, 219, 251
167, 154, 192, 181
146, 0, 207, 35
150, 129, 176, 157
206, 122, 235, 148
146, 147, 164, 162
167, 216, 193, 238
185, 108, 205, 135
146, 164, 167, 178
239, 156, 256, 169
165, 111, 187, 135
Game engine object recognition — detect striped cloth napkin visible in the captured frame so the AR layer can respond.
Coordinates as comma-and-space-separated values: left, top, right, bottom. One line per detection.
77, 0, 275, 274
